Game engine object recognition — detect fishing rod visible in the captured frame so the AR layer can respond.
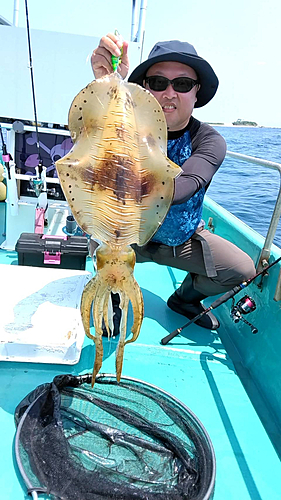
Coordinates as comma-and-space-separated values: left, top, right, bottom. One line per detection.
160, 256, 281, 345
0, 125, 11, 179
23, 0, 49, 236
25, 0, 42, 177
24, 0, 49, 227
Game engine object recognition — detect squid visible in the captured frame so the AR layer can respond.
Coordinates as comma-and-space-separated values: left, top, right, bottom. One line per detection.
56, 72, 181, 386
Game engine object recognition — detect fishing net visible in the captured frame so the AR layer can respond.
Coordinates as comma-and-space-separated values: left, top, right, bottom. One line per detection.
14, 373, 215, 500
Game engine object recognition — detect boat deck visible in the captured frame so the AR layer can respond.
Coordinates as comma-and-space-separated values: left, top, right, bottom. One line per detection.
0, 243, 280, 500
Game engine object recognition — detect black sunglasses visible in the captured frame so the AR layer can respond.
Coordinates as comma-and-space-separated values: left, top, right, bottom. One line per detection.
145, 75, 199, 93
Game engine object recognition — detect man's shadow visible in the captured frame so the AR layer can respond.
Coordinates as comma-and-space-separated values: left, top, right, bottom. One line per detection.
80, 286, 223, 374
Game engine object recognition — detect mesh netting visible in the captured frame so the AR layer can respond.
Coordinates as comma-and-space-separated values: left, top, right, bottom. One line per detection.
14, 373, 215, 499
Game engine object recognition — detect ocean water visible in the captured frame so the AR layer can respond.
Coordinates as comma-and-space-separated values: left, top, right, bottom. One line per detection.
207, 126, 281, 248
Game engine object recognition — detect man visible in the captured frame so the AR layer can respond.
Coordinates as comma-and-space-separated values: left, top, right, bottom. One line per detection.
91, 33, 255, 332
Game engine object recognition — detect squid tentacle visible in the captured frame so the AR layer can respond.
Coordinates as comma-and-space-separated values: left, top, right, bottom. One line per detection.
115, 294, 129, 382
91, 282, 108, 386
123, 277, 144, 346
81, 275, 102, 340
93, 283, 108, 335
92, 334, 104, 387
81, 275, 109, 387
102, 289, 112, 338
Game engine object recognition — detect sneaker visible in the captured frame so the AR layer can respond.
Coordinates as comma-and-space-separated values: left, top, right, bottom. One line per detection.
167, 292, 220, 330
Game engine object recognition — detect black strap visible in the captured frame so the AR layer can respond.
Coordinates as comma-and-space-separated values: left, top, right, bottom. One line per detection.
192, 231, 217, 278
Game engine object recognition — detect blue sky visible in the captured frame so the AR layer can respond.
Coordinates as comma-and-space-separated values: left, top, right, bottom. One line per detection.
1, 0, 280, 127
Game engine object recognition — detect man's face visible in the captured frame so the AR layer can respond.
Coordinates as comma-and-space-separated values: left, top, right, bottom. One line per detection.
145, 61, 199, 131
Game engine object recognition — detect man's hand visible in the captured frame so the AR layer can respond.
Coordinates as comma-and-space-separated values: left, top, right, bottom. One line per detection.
91, 32, 129, 80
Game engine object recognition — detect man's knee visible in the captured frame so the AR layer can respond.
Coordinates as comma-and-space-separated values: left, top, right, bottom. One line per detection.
132, 244, 152, 264
213, 255, 255, 292
195, 253, 256, 296
233, 254, 256, 283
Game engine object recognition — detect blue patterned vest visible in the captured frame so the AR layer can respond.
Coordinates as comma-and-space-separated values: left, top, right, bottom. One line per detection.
151, 129, 204, 246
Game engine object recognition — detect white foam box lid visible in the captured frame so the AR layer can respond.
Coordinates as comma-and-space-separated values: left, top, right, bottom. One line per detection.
0, 264, 91, 364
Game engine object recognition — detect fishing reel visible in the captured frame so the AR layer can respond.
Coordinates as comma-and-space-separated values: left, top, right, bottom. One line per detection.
230, 295, 258, 334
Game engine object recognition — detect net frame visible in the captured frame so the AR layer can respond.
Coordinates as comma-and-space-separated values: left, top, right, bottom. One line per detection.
14, 373, 216, 500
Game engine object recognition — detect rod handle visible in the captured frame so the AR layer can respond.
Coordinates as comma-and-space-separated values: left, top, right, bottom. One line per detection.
211, 285, 242, 309
160, 328, 182, 345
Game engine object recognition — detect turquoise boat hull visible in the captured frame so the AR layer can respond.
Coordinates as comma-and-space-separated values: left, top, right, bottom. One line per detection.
0, 196, 280, 499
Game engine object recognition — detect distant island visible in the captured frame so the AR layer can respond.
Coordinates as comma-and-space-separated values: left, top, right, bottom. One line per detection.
206, 120, 263, 127
232, 119, 258, 127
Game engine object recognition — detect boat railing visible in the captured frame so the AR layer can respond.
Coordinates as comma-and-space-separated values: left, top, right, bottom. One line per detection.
3, 136, 281, 297
15, 149, 281, 267
226, 151, 281, 264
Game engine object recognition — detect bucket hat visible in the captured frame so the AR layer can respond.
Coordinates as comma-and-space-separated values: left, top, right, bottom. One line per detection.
128, 40, 218, 108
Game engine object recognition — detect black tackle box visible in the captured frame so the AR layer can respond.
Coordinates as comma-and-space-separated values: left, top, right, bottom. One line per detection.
16, 233, 89, 270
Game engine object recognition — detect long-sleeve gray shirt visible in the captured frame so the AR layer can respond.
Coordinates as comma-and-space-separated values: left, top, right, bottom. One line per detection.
169, 117, 226, 205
